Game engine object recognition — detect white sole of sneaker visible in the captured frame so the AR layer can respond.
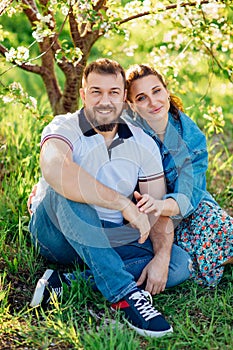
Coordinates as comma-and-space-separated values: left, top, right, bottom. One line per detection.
125, 319, 173, 338
30, 269, 54, 307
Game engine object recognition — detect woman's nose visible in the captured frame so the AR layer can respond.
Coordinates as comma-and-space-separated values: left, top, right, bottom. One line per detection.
147, 95, 154, 106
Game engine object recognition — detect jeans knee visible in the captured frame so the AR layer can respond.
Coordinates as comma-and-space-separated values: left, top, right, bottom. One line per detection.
166, 246, 192, 288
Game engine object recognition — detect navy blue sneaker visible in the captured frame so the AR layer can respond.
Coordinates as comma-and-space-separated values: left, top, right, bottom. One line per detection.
111, 289, 173, 337
30, 269, 70, 308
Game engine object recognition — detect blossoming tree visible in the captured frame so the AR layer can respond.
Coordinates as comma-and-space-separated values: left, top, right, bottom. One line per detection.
0, 0, 232, 115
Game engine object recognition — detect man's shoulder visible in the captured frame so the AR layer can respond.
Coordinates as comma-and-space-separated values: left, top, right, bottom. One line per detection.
52, 110, 80, 123
41, 110, 82, 147
125, 120, 154, 142
43, 110, 81, 131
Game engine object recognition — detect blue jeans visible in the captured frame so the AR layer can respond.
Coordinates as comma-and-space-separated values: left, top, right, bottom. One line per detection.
29, 187, 191, 302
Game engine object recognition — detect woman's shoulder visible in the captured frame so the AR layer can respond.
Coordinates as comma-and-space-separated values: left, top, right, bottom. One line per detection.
173, 111, 207, 153
180, 112, 206, 140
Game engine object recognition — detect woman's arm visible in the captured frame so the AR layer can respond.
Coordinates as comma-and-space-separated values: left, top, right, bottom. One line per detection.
164, 147, 210, 219
135, 191, 180, 217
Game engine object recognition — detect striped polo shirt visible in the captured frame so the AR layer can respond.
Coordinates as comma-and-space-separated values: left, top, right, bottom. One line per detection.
35, 108, 164, 223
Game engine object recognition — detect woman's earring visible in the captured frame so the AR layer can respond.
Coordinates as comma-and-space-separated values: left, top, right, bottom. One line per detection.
168, 95, 171, 101
133, 110, 138, 120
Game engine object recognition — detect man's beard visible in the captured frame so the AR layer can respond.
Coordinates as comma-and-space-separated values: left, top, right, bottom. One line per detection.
86, 106, 121, 132
95, 122, 117, 132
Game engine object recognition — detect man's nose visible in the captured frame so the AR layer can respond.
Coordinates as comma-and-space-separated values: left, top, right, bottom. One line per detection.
99, 92, 111, 104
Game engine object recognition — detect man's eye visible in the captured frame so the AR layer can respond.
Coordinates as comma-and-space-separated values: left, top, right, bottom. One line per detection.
111, 91, 119, 95
91, 90, 100, 94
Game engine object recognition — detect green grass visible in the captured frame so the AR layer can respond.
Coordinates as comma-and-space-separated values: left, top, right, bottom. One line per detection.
0, 101, 232, 349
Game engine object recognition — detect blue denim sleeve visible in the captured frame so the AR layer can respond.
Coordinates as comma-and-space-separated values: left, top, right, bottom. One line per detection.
163, 147, 212, 219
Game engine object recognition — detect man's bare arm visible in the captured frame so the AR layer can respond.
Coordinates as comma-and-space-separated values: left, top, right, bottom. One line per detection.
40, 138, 150, 242
136, 178, 174, 294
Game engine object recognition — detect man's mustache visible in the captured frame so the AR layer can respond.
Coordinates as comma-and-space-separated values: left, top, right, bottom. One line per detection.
93, 105, 116, 112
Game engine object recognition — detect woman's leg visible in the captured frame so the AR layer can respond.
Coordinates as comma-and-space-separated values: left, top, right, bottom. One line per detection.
175, 201, 233, 287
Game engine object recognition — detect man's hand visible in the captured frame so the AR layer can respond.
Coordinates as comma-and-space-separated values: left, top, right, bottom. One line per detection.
137, 256, 169, 295
122, 201, 150, 244
136, 216, 174, 294
27, 184, 38, 215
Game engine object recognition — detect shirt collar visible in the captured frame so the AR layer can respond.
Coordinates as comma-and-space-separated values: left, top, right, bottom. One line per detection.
79, 108, 133, 139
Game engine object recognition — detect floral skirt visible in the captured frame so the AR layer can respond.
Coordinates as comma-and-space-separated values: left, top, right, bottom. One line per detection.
175, 201, 233, 287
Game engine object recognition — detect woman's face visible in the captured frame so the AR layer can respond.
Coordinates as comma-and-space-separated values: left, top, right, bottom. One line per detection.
129, 75, 170, 124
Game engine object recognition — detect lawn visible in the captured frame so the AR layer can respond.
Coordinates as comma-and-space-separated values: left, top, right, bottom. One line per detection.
0, 102, 232, 349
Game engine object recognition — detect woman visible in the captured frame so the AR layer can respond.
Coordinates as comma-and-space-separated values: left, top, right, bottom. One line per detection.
124, 64, 233, 287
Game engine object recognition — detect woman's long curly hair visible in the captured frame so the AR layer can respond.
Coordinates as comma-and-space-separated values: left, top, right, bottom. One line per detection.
126, 64, 184, 120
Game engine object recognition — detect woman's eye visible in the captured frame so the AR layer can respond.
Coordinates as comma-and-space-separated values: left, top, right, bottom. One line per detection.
153, 89, 161, 94
137, 95, 146, 102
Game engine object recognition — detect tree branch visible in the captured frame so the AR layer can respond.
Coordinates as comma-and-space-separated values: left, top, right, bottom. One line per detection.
69, 6, 81, 44
93, 0, 108, 12
202, 41, 233, 83
0, 43, 40, 74
0, 0, 13, 15
22, 0, 39, 24
118, 0, 211, 25
0, 44, 8, 56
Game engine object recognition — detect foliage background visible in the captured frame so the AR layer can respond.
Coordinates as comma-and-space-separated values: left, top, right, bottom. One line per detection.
0, 1, 232, 349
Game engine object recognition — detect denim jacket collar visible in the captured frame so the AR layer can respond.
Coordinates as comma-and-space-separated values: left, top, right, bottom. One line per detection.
131, 112, 182, 153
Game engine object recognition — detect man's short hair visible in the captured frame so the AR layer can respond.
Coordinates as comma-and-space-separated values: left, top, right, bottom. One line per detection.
82, 58, 126, 88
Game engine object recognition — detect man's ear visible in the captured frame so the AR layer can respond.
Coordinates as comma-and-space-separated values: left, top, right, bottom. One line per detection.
123, 89, 127, 102
79, 88, 85, 104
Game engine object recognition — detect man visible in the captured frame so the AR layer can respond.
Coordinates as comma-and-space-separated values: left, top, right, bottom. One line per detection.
29, 58, 191, 338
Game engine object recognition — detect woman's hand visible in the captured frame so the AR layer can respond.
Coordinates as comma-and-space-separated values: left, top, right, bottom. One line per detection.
134, 190, 163, 216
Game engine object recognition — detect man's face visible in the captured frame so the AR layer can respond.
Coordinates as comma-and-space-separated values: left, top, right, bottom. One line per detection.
80, 72, 126, 132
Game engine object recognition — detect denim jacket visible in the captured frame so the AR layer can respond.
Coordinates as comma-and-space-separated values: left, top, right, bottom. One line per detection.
123, 110, 216, 219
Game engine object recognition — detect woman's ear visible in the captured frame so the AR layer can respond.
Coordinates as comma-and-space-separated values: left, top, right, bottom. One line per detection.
127, 100, 135, 112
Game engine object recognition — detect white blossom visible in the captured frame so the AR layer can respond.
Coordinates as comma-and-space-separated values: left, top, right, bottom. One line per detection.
11, 82, 24, 92
36, 13, 54, 26
32, 26, 55, 42
203, 3, 225, 20
61, 5, 69, 16
29, 96, 37, 109
67, 0, 76, 6
78, 1, 92, 11
123, 45, 138, 57
100, 22, 111, 32
5, 46, 28, 67
17, 46, 29, 60
2, 95, 14, 103
5, 47, 16, 62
